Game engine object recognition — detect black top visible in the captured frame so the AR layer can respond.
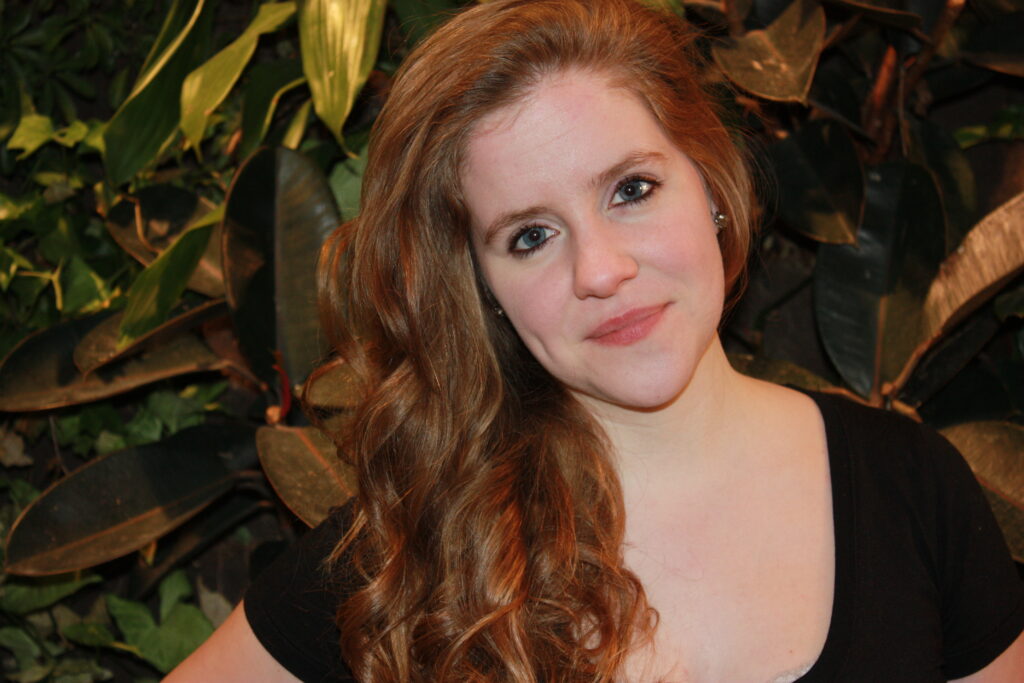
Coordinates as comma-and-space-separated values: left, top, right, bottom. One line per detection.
244, 391, 1024, 681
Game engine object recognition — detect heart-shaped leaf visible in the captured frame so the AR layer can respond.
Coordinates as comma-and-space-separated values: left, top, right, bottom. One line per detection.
0, 314, 228, 412
298, 0, 385, 147
5, 423, 255, 575
713, 0, 825, 103
256, 425, 355, 527
180, 2, 296, 152
222, 147, 339, 389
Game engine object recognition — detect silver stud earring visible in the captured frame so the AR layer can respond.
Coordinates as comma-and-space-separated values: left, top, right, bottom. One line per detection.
713, 210, 728, 233
493, 305, 505, 317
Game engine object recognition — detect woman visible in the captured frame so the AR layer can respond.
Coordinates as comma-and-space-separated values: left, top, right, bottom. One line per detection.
169, 0, 1024, 680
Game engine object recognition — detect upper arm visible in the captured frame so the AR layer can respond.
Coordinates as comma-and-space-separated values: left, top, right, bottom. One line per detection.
164, 601, 300, 683
950, 629, 1024, 683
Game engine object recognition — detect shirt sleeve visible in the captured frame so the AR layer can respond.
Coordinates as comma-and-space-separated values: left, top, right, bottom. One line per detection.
927, 429, 1024, 679
244, 505, 356, 682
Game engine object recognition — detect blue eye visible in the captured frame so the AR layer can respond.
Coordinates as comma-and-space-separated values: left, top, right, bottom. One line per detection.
510, 225, 556, 255
611, 176, 658, 206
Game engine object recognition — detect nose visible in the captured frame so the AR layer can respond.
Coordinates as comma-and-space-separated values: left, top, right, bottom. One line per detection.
572, 219, 638, 299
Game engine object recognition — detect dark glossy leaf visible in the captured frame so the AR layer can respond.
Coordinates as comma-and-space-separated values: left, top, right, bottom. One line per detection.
256, 425, 355, 527
106, 186, 224, 297
298, 0, 385, 146
4, 423, 254, 576
893, 192, 1024, 390
907, 119, 977, 255
180, 2, 296, 151
223, 147, 339, 388
768, 121, 862, 244
995, 284, 1024, 320
103, 0, 210, 185
961, 12, 1024, 77
712, 0, 824, 103
239, 59, 305, 160
823, 0, 921, 29
814, 163, 945, 398
0, 314, 228, 412
0, 574, 101, 615
941, 421, 1024, 560
390, 0, 460, 45
807, 57, 868, 135
74, 299, 228, 375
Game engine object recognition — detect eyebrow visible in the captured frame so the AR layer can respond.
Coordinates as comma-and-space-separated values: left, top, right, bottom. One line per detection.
480, 150, 669, 246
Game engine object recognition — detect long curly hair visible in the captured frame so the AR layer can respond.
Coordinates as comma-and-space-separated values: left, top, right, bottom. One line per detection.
312, 0, 756, 679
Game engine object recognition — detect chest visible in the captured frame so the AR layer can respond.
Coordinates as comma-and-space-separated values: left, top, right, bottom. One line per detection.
620, 447, 835, 682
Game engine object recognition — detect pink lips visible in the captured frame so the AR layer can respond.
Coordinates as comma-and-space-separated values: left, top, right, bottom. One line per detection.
587, 304, 668, 346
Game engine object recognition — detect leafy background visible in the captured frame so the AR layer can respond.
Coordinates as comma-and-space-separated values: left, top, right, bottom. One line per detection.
1, 0, 1022, 678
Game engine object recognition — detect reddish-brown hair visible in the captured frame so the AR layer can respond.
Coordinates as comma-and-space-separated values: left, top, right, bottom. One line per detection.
313, 0, 756, 680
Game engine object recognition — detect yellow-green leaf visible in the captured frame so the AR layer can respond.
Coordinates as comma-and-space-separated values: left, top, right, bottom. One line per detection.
180, 2, 296, 152
298, 0, 386, 147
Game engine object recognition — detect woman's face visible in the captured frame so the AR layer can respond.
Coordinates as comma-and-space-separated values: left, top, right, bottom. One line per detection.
464, 69, 725, 412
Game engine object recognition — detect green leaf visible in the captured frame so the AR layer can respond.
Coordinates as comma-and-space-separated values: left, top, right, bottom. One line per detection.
157, 570, 192, 622
180, 2, 296, 152
137, 603, 213, 673
0, 627, 42, 670
298, 0, 386, 146
7, 114, 55, 159
328, 140, 368, 220
814, 163, 945, 398
5, 423, 253, 575
62, 622, 116, 649
0, 574, 101, 615
712, 0, 824, 103
390, 0, 460, 45
256, 425, 355, 526
60, 255, 111, 314
106, 595, 156, 645
767, 120, 862, 244
103, 0, 210, 185
117, 223, 213, 347
280, 98, 311, 149
239, 59, 305, 160
52, 120, 89, 148
222, 147, 339, 387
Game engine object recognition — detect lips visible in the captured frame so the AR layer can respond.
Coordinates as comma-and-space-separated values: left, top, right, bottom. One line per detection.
587, 304, 668, 346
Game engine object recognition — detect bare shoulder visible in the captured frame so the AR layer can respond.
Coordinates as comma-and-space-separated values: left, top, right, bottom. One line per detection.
163, 601, 300, 682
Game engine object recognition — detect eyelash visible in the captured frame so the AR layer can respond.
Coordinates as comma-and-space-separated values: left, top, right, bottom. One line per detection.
506, 174, 662, 257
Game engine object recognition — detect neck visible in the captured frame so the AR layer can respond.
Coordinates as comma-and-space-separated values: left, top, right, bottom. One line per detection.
580, 336, 756, 495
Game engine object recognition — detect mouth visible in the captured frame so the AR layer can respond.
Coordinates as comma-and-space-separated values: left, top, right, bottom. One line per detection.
587, 304, 668, 346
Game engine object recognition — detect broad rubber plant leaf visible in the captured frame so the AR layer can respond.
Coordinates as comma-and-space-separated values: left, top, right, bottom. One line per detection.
103, 0, 210, 185
4, 423, 254, 575
712, 0, 824, 103
180, 2, 296, 152
298, 0, 386, 147
941, 421, 1024, 561
767, 120, 863, 244
239, 59, 305, 159
106, 186, 224, 297
222, 147, 339, 389
117, 209, 223, 347
814, 163, 945, 399
961, 12, 1024, 78
907, 118, 977, 255
822, 0, 921, 29
889, 191, 1024, 392
0, 313, 227, 412
256, 425, 355, 527
74, 299, 228, 375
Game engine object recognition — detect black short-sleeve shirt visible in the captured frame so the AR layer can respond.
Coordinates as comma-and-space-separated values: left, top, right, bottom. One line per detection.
245, 391, 1024, 681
